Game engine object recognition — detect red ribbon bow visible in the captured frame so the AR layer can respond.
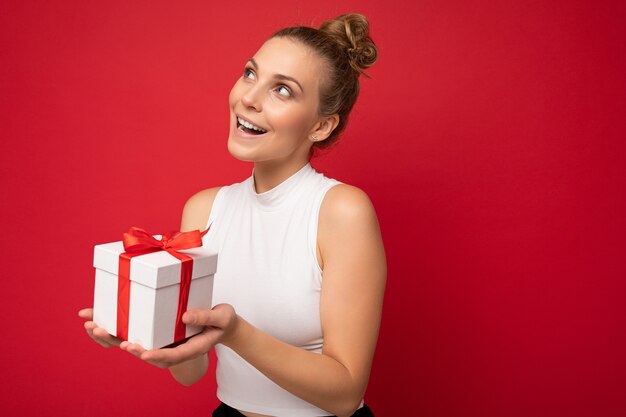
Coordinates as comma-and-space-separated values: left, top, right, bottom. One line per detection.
116, 226, 210, 344
122, 226, 209, 253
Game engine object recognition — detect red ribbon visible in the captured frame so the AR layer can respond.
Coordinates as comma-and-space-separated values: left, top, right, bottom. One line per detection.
116, 226, 210, 344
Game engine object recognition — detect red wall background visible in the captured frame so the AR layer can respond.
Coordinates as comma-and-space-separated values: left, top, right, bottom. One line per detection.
1, 1, 625, 416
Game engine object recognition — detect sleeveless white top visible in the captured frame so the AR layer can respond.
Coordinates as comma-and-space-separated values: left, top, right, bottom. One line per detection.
201, 162, 354, 416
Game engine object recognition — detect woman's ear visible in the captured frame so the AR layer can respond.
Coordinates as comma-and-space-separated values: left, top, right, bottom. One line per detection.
309, 114, 340, 142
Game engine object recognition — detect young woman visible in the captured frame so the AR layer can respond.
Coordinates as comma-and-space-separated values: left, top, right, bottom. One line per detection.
79, 13, 386, 417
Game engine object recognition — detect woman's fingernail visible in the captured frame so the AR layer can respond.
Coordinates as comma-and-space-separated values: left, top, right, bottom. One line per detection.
183, 313, 193, 324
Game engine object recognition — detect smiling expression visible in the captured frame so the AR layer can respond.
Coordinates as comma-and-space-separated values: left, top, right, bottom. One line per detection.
227, 37, 327, 164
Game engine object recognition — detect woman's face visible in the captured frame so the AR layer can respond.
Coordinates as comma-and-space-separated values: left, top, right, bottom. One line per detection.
227, 37, 326, 164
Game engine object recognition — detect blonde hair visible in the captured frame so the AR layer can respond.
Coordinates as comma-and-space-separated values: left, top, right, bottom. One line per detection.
271, 13, 378, 152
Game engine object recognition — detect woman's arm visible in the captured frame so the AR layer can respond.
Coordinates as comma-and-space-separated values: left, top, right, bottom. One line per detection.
221, 184, 387, 416
167, 354, 209, 386
165, 187, 222, 386
127, 185, 386, 416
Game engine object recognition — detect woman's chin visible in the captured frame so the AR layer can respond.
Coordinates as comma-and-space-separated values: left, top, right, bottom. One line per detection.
227, 135, 258, 162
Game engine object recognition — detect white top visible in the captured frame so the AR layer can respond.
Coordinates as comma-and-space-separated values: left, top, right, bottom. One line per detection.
201, 162, 359, 416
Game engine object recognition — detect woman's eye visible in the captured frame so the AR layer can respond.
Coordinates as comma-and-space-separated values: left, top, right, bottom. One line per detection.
276, 85, 291, 97
244, 68, 255, 80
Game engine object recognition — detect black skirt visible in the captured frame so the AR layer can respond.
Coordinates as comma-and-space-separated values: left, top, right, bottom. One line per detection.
212, 402, 375, 417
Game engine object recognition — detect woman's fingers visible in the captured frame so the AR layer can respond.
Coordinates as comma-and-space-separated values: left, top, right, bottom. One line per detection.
92, 325, 123, 347
183, 304, 235, 329
120, 341, 146, 358
141, 328, 224, 368
78, 308, 93, 320
80, 307, 112, 348
122, 305, 236, 368
80, 305, 237, 369
84, 321, 114, 348
80, 308, 120, 348
79, 307, 120, 347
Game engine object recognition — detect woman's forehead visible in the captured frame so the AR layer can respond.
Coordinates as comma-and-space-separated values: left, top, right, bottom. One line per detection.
252, 37, 323, 88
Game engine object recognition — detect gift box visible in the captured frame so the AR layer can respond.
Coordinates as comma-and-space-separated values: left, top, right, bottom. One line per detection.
92, 227, 217, 350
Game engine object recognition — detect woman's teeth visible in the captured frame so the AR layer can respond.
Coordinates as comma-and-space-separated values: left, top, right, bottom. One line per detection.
237, 117, 267, 133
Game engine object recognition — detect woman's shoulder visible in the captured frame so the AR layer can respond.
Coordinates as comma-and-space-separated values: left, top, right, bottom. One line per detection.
317, 183, 384, 271
318, 183, 380, 236
321, 183, 377, 218
180, 186, 224, 232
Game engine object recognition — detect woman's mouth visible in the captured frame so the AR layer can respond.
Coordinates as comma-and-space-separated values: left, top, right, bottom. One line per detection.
236, 116, 268, 136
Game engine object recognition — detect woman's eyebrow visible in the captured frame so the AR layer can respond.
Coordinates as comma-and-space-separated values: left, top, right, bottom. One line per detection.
248, 58, 304, 93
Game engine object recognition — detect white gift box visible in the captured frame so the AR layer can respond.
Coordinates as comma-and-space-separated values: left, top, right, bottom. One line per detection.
92, 238, 217, 350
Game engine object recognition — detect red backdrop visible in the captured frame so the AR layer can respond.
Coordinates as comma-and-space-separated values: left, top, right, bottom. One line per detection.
1, 1, 625, 416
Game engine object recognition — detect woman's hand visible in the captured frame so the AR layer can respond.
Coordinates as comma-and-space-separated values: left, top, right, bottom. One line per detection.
119, 303, 237, 369
78, 308, 123, 348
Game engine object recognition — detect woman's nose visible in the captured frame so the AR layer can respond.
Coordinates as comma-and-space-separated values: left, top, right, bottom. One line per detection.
241, 84, 263, 111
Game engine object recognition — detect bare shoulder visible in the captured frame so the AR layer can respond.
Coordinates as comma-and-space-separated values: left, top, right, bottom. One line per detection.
319, 184, 379, 226
180, 186, 223, 232
317, 184, 385, 271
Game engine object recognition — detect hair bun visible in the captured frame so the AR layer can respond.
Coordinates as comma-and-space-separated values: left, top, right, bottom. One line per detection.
319, 13, 378, 77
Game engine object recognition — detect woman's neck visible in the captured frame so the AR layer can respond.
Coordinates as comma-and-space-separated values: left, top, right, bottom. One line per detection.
252, 158, 310, 194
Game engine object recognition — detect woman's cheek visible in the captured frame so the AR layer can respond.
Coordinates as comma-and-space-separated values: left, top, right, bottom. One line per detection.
270, 106, 307, 134
228, 82, 242, 107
